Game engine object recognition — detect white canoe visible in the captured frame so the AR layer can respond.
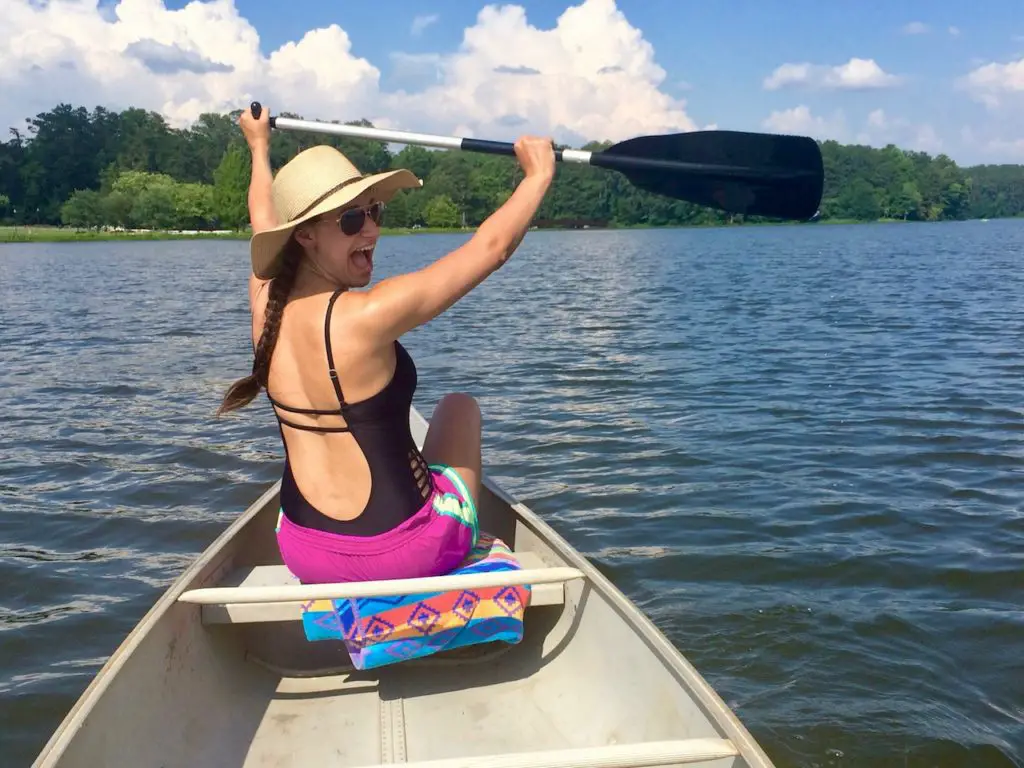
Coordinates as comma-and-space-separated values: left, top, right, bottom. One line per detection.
33, 406, 775, 768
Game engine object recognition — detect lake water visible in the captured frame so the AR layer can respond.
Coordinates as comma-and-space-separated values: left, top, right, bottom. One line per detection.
2, 220, 1022, 767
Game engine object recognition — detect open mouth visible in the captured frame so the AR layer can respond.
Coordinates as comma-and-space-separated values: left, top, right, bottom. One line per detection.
351, 243, 374, 271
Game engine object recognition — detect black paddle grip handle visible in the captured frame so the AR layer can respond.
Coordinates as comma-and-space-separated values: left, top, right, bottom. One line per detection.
249, 101, 276, 128
460, 138, 514, 156
461, 137, 563, 162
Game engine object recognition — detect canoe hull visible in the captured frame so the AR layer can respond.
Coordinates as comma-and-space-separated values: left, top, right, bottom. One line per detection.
33, 407, 774, 768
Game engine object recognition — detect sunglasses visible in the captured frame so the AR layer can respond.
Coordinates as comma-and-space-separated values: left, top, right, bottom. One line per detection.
334, 201, 385, 236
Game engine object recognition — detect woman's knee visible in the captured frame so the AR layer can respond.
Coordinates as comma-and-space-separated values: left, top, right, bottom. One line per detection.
423, 392, 483, 500
435, 392, 481, 425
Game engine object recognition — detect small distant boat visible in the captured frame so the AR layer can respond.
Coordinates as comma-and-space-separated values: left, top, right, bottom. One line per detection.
33, 407, 775, 767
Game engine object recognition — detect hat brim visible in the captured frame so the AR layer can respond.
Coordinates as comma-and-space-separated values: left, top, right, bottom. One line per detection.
249, 168, 422, 280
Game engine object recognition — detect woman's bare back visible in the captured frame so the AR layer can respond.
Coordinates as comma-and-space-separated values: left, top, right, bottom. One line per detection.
252, 287, 404, 522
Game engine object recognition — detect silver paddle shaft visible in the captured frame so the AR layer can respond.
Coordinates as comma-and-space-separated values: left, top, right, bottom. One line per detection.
269, 116, 594, 165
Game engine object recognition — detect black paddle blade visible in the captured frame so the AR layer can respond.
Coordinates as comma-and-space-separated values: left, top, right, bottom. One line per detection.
590, 130, 824, 220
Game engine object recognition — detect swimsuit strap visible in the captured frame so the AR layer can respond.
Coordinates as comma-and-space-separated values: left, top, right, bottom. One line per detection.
274, 415, 352, 433
261, 288, 351, 434
266, 394, 342, 416
324, 289, 348, 408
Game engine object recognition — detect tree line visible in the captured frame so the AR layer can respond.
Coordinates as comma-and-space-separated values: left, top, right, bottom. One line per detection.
1, 103, 1022, 232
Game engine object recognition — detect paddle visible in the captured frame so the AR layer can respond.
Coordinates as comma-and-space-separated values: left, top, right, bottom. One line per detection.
249, 102, 824, 221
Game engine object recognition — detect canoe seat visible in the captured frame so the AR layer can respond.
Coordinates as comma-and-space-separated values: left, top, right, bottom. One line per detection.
185, 552, 576, 625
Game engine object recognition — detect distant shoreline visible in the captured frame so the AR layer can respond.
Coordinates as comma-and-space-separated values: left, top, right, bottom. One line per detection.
0, 226, 468, 243
1, 217, 1018, 244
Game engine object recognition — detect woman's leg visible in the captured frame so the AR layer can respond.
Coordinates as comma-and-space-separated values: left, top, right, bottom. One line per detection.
421, 392, 482, 509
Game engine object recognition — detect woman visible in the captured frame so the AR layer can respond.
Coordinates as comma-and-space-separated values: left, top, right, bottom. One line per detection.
218, 105, 555, 585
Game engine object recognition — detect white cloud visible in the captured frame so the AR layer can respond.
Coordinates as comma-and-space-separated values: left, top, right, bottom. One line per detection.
853, 109, 905, 144
387, 51, 444, 91
911, 124, 943, 153
961, 126, 1024, 161
958, 57, 1024, 107
764, 106, 945, 155
763, 58, 902, 91
866, 108, 888, 129
383, 0, 697, 142
0, 0, 696, 148
0, 0, 380, 133
901, 22, 961, 41
985, 137, 1024, 158
411, 13, 439, 37
762, 105, 847, 140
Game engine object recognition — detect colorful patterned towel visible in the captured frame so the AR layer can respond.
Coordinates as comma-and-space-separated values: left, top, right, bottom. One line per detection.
300, 533, 531, 670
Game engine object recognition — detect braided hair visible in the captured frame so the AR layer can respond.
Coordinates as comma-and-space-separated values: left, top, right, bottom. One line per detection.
217, 238, 303, 415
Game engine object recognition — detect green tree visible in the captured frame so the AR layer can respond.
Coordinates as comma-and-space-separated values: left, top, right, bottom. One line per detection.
837, 178, 882, 220
114, 108, 177, 174
60, 189, 105, 229
966, 165, 1024, 218
327, 119, 391, 173
890, 181, 923, 220
393, 145, 436, 181
390, 188, 427, 227
212, 145, 251, 229
421, 153, 473, 214
131, 185, 177, 229
18, 104, 104, 222
423, 195, 461, 228
170, 112, 240, 183
383, 191, 411, 228
102, 191, 133, 229
173, 183, 214, 229
110, 169, 176, 199
0, 133, 25, 220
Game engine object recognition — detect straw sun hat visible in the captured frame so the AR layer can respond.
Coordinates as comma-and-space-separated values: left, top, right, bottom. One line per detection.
249, 144, 423, 279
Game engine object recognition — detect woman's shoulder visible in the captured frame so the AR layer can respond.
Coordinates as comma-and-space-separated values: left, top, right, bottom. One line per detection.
323, 288, 396, 353
268, 288, 386, 358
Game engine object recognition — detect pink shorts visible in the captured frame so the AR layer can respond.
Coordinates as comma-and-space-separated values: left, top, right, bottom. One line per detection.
275, 464, 479, 584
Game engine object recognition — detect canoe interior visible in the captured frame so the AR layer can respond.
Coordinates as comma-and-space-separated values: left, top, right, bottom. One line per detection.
33, 408, 772, 768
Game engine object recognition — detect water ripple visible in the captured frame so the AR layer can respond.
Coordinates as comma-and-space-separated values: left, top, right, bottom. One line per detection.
2, 222, 1023, 767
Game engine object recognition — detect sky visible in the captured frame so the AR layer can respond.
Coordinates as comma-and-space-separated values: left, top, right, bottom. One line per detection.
2, 0, 1023, 166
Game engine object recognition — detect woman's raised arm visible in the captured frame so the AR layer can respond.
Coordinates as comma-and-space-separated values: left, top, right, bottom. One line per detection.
239, 106, 278, 307
355, 134, 556, 342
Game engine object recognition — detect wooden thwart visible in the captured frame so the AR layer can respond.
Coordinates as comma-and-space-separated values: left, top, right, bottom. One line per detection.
189, 553, 572, 625
351, 739, 740, 768
179, 567, 579, 604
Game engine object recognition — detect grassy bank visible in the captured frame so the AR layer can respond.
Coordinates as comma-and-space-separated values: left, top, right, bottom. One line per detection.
0, 225, 472, 243
1, 226, 244, 243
